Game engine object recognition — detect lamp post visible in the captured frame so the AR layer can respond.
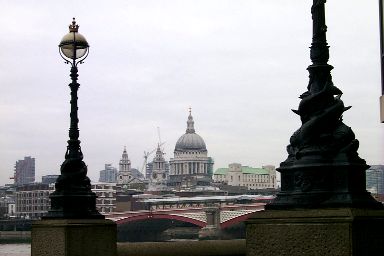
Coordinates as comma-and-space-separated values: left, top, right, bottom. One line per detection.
267, 0, 382, 209
45, 18, 103, 219
246, 3, 384, 256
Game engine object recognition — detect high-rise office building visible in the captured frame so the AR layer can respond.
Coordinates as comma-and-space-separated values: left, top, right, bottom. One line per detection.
14, 156, 35, 186
99, 164, 118, 183
366, 165, 384, 196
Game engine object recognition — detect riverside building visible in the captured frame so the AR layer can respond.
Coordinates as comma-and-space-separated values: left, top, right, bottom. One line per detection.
15, 183, 54, 219
213, 163, 277, 190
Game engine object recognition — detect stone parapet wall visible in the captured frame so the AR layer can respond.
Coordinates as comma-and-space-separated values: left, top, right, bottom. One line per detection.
117, 239, 245, 256
246, 208, 384, 256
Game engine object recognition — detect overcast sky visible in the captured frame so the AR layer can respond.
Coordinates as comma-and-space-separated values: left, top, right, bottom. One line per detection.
0, 0, 382, 185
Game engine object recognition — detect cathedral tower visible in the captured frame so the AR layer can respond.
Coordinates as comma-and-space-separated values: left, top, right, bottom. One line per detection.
117, 147, 132, 184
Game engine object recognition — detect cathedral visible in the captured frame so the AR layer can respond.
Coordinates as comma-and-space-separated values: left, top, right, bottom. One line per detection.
116, 110, 214, 191
168, 110, 214, 189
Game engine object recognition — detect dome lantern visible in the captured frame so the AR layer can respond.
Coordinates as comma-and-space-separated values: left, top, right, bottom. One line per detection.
175, 110, 207, 152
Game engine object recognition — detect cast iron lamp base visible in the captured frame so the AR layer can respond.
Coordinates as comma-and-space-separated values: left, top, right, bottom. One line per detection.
268, 163, 383, 210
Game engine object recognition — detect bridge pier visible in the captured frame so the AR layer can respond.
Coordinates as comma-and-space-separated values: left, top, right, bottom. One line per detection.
199, 206, 222, 240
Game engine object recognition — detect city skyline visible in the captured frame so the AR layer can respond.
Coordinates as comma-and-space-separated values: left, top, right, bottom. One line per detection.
0, 0, 383, 185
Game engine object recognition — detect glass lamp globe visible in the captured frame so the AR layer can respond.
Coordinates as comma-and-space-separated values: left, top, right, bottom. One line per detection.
59, 18, 89, 60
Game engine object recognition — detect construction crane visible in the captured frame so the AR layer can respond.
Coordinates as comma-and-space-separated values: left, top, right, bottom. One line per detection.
141, 127, 167, 178
157, 126, 162, 145
157, 126, 166, 152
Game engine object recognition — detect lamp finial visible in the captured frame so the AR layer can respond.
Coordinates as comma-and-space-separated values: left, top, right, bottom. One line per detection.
69, 18, 79, 32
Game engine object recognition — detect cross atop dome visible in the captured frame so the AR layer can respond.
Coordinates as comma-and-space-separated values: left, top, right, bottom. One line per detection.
186, 108, 195, 134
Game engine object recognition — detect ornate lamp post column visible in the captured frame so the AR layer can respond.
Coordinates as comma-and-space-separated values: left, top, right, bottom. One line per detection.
246, 3, 384, 255
32, 19, 116, 256
267, 0, 382, 209
45, 18, 103, 219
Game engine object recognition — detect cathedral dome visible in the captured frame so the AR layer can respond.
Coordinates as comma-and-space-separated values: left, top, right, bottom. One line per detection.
175, 112, 207, 152
175, 133, 207, 151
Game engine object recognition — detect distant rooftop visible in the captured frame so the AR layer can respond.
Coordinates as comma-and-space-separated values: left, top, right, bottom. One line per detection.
214, 166, 270, 175
139, 194, 274, 204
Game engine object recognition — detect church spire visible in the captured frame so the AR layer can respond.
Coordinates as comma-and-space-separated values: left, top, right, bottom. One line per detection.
186, 108, 195, 133
119, 146, 131, 172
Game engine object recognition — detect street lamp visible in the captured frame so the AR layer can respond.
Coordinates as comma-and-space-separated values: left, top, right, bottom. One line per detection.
267, 1, 382, 209
59, 19, 89, 63
45, 18, 103, 219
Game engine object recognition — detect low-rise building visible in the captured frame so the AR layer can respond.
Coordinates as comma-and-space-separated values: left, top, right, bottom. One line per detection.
213, 163, 276, 190
91, 183, 117, 213
0, 196, 15, 219
41, 175, 59, 185
14, 181, 119, 218
15, 183, 54, 219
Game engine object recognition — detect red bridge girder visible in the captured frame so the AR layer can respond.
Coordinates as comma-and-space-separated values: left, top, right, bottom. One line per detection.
115, 212, 206, 227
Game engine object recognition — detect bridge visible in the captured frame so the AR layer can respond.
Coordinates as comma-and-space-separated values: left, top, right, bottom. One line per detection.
105, 194, 270, 241
106, 203, 265, 229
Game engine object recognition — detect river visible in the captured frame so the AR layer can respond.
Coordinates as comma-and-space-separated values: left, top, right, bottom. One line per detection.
0, 243, 30, 256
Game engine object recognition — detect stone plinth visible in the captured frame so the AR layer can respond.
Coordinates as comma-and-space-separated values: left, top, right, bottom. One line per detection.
246, 208, 384, 256
199, 206, 222, 240
32, 219, 116, 256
